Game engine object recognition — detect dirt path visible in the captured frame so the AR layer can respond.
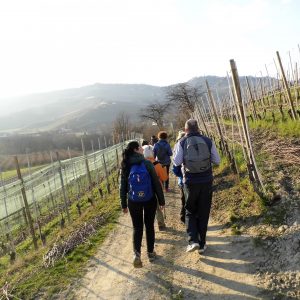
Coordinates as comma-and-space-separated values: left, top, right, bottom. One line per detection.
74, 181, 267, 300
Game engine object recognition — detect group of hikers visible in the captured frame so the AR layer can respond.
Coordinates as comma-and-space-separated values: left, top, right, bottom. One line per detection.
119, 119, 220, 268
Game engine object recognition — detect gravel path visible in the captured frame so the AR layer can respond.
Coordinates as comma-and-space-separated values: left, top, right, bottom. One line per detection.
74, 182, 267, 300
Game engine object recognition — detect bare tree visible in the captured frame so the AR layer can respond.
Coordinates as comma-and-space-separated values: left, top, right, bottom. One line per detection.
113, 112, 131, 142
140, 102, 170, 130
167, 83, 203, 114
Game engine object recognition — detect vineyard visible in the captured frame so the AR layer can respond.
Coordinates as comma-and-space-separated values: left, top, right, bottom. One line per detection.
0, 136, 144, 257
0, 45, 299, 299
191, 50, 300, 197
189, 49, 300, 298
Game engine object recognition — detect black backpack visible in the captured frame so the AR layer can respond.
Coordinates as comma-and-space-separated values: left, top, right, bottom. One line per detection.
156, 143, 169, 164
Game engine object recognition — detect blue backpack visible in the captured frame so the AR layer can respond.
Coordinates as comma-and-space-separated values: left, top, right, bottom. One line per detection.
128, 162, 153, 202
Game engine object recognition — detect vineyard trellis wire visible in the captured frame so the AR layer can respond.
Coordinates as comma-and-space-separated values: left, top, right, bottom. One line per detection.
0, 134, 142, 251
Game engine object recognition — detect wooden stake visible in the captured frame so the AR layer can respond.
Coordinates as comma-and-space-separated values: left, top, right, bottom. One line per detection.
245, 77, 258, 120
81, 139, 92, 187
205, 80, 226, 151
276, 51, 298, 120
56, 152, 71, 223
14, 156, 38, 250
230, 60, 265, 191
115, 148, 120, 169
195, 102, 209, 136
102, 154, 111, 194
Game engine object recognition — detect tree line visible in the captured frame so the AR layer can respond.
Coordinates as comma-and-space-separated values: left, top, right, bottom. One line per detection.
0, 132, 113, 155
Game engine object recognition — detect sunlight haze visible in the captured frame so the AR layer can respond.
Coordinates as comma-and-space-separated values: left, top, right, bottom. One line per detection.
0, 0, 299, 99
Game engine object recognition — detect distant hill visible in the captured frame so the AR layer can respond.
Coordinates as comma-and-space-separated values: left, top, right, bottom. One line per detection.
0, 77, 267, 133
0, 84, 165, 132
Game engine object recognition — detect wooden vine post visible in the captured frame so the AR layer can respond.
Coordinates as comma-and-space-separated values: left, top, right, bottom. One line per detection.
81, 139, 92, 187
276, 51, 298, 120
195, 102, 209, 136
230, 59, 265, 192
205, 80, 226, 152
56, 152, 71, 223
245, 77, 258, 120
14, 156, 38, 250
102, 153, 111, 194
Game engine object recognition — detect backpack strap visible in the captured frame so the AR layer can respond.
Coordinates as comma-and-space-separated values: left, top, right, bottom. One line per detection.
181, 134, 212, 152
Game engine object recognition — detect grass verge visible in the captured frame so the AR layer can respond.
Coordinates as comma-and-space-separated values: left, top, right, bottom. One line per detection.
212, 156, 266, 233
0, 179, 121, 299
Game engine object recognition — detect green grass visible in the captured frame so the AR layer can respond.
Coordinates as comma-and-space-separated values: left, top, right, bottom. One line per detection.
262, 207, 286, 226
249, 116, 300, 138
0, 172, 121, 299
1, 165, 46, 180
213, 156, 266, 233
213, 152, 291, 235
222, 105, 300, 138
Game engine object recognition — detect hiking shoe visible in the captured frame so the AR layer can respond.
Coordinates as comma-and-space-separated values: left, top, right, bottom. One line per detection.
133, 252, 142, 268
158, 225, 166, 231
186, 243, 199, 252
147, 251, 157, 262
198, 245, 207, 254
180, 215, 185, 224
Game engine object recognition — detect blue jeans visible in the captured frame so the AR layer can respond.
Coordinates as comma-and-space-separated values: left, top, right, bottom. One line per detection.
184, 182, 213, 247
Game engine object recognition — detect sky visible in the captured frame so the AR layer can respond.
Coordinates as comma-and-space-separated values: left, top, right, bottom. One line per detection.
0, 0, 300, 98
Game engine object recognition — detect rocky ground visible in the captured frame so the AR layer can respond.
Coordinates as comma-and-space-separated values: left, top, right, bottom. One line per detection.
238, 130, 300, 299
70, 160, 299, 299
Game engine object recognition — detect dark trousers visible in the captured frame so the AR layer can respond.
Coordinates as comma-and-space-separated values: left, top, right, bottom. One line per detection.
128, 198, 157, 254
179, 186, 186, 222
163, 164, 170, 190
184, 182, 212, 247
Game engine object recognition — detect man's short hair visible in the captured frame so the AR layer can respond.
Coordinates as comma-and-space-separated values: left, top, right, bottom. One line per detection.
185, 119, 199, 132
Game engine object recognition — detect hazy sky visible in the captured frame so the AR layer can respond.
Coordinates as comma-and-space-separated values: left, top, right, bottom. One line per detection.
0, 0, 299, 98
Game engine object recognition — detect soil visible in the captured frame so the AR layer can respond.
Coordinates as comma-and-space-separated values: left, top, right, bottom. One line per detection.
72, 178, 271, 300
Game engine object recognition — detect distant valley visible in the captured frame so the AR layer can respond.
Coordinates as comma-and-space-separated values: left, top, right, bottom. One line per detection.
0, 76, 264, 133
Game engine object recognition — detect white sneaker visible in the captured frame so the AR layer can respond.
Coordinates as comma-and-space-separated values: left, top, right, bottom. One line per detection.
186, 243, 199, 252
198, 245, 207, 254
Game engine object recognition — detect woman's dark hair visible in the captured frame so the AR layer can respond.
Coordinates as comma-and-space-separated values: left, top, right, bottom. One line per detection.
141, 140, 149, 146
158, 131, 168, 140
121, 141, 140, 171
150, 135, 158, 145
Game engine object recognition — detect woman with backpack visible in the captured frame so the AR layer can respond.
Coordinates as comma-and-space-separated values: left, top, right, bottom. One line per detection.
143, 145, 168, 230
153, 131, 173, 192
120, 141, 165, 268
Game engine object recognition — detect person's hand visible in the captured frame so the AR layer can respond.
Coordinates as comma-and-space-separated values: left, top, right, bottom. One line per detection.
122, 208, 128, 214
159, 205, 165, 211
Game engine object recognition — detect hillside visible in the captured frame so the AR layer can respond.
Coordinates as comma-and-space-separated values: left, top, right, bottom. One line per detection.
0, 77, 265, 133
0, 83, 165, 132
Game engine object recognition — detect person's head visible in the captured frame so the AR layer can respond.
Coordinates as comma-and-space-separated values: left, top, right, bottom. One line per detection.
143, 145, 154, 159
158, 131, 168, 140
150, 135, 158, 145
141, 140, 149, 146
121, 141, 142, 170
184, 119, 199, 134
176, 130, 185, 142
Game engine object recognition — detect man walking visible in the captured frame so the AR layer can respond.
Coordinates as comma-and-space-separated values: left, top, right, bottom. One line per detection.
173, 119, 220, 253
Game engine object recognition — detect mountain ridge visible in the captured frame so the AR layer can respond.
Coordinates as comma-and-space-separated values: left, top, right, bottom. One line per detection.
0, 76, 267, 133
